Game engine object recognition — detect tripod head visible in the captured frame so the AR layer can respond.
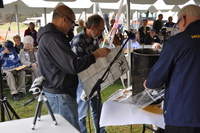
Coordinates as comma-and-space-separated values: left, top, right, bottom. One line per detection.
29, 76, 45, 95
23, 76, 45, 106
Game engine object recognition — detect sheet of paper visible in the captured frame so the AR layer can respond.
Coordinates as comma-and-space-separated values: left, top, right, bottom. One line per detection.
78, 47, 129, 99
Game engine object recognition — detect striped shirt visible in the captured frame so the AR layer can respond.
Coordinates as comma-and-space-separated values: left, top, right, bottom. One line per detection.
71, 29, 99, 56
0, 48, 21, 69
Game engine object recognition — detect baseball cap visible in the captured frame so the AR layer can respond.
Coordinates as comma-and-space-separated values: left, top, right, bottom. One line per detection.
4, 40, 15, 51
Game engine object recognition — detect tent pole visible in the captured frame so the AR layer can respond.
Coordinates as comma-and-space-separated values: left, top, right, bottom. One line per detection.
78, 11, 83, 21
84, 10, 87, 22
93, 3, 97, 14
15, 4, 20, 36
44, 7, 47, 25
126, 0, 131, 87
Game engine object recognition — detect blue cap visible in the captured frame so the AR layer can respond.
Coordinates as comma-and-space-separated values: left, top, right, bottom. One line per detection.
4, 40, 15, 51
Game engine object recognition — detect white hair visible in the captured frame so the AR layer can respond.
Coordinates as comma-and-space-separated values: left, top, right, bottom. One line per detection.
178, 5, 200, 18
23, 35, 34, 48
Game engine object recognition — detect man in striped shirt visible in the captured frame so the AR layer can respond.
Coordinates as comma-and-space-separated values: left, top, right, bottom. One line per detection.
71, 14, 107, 133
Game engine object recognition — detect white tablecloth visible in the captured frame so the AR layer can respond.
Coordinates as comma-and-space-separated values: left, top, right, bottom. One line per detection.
100, 100, 165, 129
0, 114, 80, 133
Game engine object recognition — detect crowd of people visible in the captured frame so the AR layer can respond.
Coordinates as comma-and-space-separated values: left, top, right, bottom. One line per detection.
1, 3, 200, 133
0, 22, 38, 101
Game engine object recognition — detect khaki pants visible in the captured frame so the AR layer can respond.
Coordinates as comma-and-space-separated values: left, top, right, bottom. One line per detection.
24, 67, 38, 82
3, 69, 26, 95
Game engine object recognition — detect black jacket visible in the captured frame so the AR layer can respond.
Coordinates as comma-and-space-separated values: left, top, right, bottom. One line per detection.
153, 20, 163, 34
144, 34, 160, 45
37, 23, 95, 98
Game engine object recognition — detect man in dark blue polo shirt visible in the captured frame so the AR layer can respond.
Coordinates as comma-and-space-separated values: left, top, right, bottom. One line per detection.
144, 5, 200, 133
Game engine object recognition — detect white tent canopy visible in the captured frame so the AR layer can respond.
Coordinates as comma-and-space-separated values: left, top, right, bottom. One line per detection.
1, 0, 55, 14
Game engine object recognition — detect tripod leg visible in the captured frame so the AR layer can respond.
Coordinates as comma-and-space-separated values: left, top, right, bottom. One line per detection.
4, 99, 20, 119
0, 101, 5, 122
96, 85, 101, 133
32, 100, 42, 130
43, 95, 57, 125
37, 101, 42, 121
2, 101, 13, 120
0, 98, 20, 121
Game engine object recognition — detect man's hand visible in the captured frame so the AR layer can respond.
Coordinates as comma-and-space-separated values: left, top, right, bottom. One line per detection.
143, 80, 150, 89
93, 47, 111, 59
2, 48, 11, 54
31, 63, 38, 67
152, 43, 162, 49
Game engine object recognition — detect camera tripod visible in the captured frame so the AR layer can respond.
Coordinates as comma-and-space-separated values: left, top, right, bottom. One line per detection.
0, 72, 20, 122
24, 90, 57, 130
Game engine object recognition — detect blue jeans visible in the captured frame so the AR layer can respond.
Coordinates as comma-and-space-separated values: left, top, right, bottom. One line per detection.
44, 92, 80, 131
76, 80, 106, 133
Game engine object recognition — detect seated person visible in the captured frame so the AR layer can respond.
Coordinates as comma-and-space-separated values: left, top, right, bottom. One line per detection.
109, 19, 115, 31
113, 28, 124, 47
1, 40, 26, 101
157, 31, 164, 42
0, 36, 4, 46
76, 19, 85, 34
144, 29, 161, 45
99, 34, 115, 48
159, 28, 171, 43
13, 35, 24, 54
101, 28, 124, 48
19, 35, 38, 82
123, 30, 141, 50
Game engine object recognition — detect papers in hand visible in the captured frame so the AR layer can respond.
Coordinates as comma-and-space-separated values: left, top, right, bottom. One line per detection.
128, 88, 164, 109
78, 47, 129, 99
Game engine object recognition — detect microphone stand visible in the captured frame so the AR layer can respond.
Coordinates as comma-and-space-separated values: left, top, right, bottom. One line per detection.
89, 32, 133, 133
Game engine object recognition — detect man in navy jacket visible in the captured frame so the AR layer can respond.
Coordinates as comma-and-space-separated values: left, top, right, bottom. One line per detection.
144, 5, 200, 133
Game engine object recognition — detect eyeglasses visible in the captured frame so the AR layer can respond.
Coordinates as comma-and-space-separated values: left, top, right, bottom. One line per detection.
65, 16, 78, 27
171, 16, 186, 36
174, 15, 186, 29
95, 27, 105, 32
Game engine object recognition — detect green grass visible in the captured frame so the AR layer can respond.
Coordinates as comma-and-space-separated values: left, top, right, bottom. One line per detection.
0, 80, 152, 133
0, 22, 40, 42
0, 22, 27, 30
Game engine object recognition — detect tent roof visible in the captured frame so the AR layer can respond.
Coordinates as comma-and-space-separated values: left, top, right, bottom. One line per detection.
0, 0, 54, 14
2, 0, 199, 15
